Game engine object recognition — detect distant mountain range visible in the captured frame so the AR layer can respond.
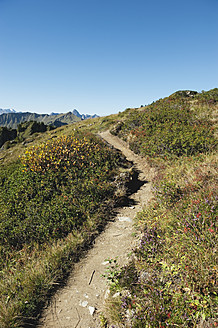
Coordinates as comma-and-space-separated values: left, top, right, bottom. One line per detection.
0, 109, 99, 129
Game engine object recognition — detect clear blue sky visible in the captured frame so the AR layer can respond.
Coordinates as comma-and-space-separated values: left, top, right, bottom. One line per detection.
0, 0, 217, 116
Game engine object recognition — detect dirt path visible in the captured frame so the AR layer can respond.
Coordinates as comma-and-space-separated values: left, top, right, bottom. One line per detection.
39, 131, 155, 328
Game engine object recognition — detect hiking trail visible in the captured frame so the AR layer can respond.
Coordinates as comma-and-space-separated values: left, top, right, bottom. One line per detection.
39, 131, 155, 328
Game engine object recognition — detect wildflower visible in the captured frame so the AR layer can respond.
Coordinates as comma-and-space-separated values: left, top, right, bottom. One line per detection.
208, 228, 215, 233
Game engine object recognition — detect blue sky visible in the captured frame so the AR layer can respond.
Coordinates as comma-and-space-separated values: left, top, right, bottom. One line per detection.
0, 0, 217, 116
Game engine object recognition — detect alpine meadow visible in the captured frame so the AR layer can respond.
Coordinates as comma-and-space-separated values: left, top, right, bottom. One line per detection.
0, 89, 217, 328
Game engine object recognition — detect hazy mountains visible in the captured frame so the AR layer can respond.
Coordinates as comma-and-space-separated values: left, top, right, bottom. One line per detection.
0, 109, 99, 129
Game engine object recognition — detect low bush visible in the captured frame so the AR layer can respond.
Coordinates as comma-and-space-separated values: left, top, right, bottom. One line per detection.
114, 96, 216, 159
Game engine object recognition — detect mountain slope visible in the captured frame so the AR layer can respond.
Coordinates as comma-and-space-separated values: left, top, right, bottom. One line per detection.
0, 112, 81, 128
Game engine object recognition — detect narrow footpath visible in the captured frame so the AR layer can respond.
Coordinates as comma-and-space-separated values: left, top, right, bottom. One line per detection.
39, 131, 155, 328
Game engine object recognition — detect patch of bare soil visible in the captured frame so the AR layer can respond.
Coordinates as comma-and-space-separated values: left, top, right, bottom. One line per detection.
39, 131, 155, 328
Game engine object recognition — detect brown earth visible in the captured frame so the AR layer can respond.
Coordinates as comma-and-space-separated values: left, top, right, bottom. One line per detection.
39, 131, 155, 328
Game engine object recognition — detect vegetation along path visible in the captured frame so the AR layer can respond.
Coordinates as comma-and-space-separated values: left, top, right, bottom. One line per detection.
39, 131, 155, 328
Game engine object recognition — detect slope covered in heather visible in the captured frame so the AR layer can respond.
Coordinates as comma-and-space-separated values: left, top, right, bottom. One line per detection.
0, 88, 217, 328
101, 89, 217, 328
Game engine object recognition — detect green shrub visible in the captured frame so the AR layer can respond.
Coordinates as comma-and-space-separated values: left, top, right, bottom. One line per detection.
116, 97, 216, 158
0, 132, 121, 254
0, 130, 128, 327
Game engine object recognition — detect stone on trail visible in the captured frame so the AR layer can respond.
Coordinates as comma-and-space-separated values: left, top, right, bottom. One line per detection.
104, 288, 110, 299
79, 300, 88, 307
88, 306, 96, 316
118, 216, 132, 222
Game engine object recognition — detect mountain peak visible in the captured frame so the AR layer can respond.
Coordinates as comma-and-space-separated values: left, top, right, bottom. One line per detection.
72, 109, 81, 117
0, 108, 16, 114
72, 109, 99, 120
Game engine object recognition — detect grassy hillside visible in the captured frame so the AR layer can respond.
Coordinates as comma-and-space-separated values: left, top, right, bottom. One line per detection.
0, 88, 217, 328
102, 89, 217, 327
111, 89, 217, 158
0, 128, 132, 327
